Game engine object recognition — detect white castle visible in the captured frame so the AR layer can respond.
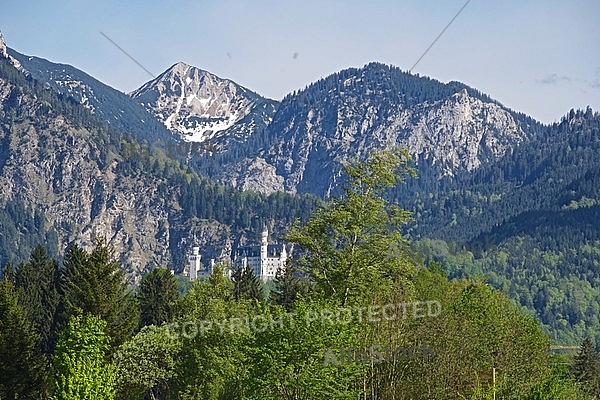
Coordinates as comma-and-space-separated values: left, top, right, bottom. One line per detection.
185, 227, 287, 281
232, 227, 288, 281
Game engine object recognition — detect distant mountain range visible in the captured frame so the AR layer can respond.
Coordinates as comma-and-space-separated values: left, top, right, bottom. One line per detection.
1, 31, 599, 345
5, 34, 545, 197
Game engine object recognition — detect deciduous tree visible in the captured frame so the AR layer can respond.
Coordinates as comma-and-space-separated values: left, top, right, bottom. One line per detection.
286, 148, 417, 306
51, 314, 116, 400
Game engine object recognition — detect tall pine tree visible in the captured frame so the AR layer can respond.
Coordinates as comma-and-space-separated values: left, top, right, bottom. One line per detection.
232, 265, 263, 302
270, 262, 310, 311
137, 268, 178, 328
61, 239, 138, 348
573, 337, 600, 396
0, 275, 46, 399
15, 245, 62, 355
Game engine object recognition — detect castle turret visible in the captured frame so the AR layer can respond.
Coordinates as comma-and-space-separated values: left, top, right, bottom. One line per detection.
260, 226, 268, 259
188, 246, 201, 280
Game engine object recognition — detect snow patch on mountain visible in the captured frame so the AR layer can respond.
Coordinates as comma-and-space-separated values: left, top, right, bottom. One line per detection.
0, 32, 26, 74
131, 62, 260, 142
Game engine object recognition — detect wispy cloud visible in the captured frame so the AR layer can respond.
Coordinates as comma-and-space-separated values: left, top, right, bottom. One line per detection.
536, 73, 572, 85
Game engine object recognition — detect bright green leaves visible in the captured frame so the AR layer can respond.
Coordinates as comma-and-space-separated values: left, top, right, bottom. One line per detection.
286, 148, 417, 307
51, 315, 116, 400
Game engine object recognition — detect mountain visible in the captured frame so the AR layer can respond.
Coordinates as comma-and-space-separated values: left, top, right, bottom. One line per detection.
130, 62, 278, 148
0, 41, 317, 283
397, 108, 600, 345
412, 107, 600, 241
4, 38, 174, 146
198, 63, 544, 196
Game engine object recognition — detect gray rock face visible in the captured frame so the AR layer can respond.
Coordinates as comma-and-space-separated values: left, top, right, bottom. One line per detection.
131, 62, 277, 147
0, 73, 232, 283
210, 65, 531, 196
0, 33, 26, 73
0, 32, 7, 59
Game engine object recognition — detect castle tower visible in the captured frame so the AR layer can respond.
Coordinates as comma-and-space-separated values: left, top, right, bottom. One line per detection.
280, 244, 287, 266
188, 246, 201, 280
260, 226, 268, 278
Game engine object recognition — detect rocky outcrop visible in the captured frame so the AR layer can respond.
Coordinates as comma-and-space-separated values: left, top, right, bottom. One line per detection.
130, 62, 277, 146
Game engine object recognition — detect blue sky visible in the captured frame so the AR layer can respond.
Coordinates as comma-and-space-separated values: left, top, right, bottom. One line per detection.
1, 0, 599, 123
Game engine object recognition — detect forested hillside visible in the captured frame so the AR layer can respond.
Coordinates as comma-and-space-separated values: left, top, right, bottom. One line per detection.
0, 54, 319, 278
2, 151, 599, 399
400, 109, 600, 346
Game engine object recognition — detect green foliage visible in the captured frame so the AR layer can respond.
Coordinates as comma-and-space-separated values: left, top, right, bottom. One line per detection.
0, 277, 46, 399
50, 314, 116, 400
174, 274, 192, 295
0, 200, 59, 273
523, 375, 585, 400
286, 148, 417, 306
573, 338, 600, 397
174, 277, 253, 399
232, 265, 264, 302
114, 325, 182, 400
436, 235, 600, 347
270, 262, 311, 311
137, 268, 178, 328
0, 140, 594, 399
61, 239, 138, 348
244, 300, 365, 400
15, 245, 62, 355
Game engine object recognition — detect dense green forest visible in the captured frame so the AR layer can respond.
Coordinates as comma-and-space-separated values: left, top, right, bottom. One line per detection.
2, 150, 599, 399
396, 110, 600, 347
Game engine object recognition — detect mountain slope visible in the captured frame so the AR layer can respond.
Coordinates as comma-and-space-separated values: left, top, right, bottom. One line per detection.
412, 108, 600, 241
4, 39, 173, 145
0, 49, 317, 282
130, 62, 278, 148
202, 63, 544, 196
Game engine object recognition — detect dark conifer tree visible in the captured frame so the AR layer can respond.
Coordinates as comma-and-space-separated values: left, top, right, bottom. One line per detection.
61, 239, 138, 349
15, 245, 61, 356
573, 337, 600, 396
270, 263, 309, 311
0, 276, 46, 399
232, 265, 263, 302
137, 268, 178, 328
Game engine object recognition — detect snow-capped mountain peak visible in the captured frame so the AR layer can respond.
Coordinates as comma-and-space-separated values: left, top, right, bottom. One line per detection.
130, 62, 277, 143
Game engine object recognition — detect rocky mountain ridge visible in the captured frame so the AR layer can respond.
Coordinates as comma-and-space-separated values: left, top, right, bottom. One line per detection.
4, 33, 543, 198
204, 63, 540, 196
5, 40, 174, 146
